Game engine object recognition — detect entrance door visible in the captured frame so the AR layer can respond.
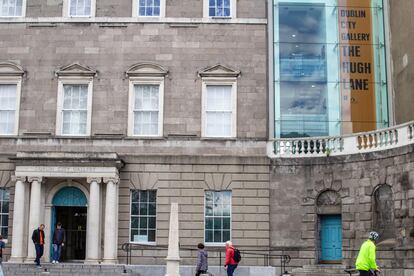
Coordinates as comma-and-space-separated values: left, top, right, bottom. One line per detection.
51, 186, 88, 262
54, 206, 87, 261
320, 215, 342, 262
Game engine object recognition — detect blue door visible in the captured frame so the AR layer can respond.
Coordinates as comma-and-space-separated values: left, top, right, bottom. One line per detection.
320, 215, 342, 262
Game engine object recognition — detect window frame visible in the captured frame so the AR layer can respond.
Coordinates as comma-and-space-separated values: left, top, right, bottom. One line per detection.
0, 188, 9, 241
201, 78, 237, 138
129, 190, 157, 245
128, 77, 164, 137
203, 0, 236, 18
56, 77, 93, 136
0, 78, 22, 136
204, 190, 232, 246
132, 0, 166, 18
64, 0, 96, 17
0, 0, 26, 17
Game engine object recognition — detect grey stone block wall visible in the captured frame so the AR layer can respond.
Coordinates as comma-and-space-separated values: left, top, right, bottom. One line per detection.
270, 144, 414, 271
22, 0, 267, 18
117, 156, 271, 266
0, 23, 266, 139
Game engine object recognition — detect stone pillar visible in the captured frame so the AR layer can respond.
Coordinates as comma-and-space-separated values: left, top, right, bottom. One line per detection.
26, 177, 43, 261
85, 177, 102, 263
102, 176, 119, 264
165, 202, 180, 276
10, 176, 27, 263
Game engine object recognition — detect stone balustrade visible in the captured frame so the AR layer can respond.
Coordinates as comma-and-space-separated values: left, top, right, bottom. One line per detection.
269, 121, 414, 158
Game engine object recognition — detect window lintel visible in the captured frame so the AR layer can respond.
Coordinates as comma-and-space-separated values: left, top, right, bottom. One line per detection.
199, 64, 241, 78
126, 63, 168, 78
55, 63, 97, 78
0, 62, 25, 77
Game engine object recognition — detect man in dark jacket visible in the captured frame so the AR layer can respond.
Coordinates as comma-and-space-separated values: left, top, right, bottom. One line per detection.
52, 222, 66, 263
32, 224, 45, 268
195, 243, 208, 276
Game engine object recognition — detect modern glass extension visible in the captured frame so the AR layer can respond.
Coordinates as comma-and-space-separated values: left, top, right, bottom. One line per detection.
273, 0, 388, 138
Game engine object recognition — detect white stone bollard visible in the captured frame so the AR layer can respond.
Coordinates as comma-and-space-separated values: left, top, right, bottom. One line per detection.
165, 202, 180, 276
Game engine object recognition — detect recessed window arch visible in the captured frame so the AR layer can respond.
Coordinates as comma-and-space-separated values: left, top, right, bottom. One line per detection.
199, 64, 240, 138
126, 63, 168, 137
55, 63, 96, 136
373, 184, 395, 240
0, 62, 24, 136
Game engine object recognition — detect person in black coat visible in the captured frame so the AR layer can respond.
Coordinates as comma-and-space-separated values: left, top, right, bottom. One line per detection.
32, 224, 45, 268
52, 222, 66, 263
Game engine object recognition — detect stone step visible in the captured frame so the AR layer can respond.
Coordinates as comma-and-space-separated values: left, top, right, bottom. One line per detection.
291, 264, 350, 276
2, 263, 139, 276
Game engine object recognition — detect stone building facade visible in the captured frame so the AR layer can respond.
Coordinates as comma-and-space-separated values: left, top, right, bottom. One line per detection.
1, 0, 414, 276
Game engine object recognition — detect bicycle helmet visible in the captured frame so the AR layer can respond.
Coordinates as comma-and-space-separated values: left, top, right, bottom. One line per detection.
369, 231, 379, 241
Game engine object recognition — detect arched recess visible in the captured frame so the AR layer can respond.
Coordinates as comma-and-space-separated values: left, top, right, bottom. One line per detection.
373, 184, 395, 241
52, 186, 87, 207
44, 181, 89, 262
316, 189, 342, 263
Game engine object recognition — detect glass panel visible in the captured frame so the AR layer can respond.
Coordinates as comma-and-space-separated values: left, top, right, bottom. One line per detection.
140, 203, 148, 216
148, 202, 156, 215
139, 217, 147, 228
205, 230, 213, 243
131, 217, 139, 228
148, 230, 156, 242
131, 203, 139, 216
148, 217, 156, 229
131, 229, 138, 242
205, 218, 213, 230
132, 191, 140, 202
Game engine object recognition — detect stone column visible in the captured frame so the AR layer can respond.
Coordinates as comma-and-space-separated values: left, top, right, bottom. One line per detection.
26, 177, 43, 261
103, 176, 119, 264
165, 203, 180, 276
10, 176, 27, 263
85, 177, 102, 263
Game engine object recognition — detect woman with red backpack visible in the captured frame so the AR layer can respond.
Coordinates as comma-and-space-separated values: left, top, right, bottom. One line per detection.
224, 241, 241, 276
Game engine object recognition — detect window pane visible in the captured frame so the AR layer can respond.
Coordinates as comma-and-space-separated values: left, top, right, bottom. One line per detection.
148, 230, 156, 242
204, 191, 231, 244
70, 0, 92, 16
130, 190, 157, 243
0, 189, 9, 238
131, 217, 139, 228
0, 0, 23, 16
205, 230, 213, 243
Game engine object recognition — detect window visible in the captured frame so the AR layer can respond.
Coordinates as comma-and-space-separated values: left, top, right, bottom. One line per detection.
0, 0, 25, 17
0, 62, 23, 136
56, 63, 96, 136
57, 81, 92, 136
205, 85, 233, 137
205, 191, 231, 244
199, 65, 239, 138
204, 0, 236, 18
126, 63, 168, 137
0, 84, 18, 135
66, 0, 95, 17
133, 0, 165, 17
130, 190, 156, 243
61, 84, 89, 135
0, 189, 9, 239
131, 84, 162, 136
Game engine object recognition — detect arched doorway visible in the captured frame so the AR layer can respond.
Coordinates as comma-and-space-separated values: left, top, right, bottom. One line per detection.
316, 190, 342, 263
51, 187, 87, 261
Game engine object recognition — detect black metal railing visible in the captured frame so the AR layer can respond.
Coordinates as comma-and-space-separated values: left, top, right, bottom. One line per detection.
121, 243, 291, 276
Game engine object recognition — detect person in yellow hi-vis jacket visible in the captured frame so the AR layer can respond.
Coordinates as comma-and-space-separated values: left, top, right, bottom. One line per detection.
356, 232, 381, 276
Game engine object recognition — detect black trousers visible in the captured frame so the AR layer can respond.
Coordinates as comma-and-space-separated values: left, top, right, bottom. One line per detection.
35, 244, 44, 266
359, 271, 375, 276
195, 270, 207, 276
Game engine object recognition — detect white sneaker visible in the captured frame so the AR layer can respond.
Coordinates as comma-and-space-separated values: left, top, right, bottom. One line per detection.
56, 261, 59, 264
52, 260, 56, 264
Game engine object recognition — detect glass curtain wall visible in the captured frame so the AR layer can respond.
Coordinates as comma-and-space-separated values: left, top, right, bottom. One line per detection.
273, 0, 388, 138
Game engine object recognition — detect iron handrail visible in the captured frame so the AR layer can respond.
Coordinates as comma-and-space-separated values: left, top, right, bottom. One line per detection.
121, 242, 291, 275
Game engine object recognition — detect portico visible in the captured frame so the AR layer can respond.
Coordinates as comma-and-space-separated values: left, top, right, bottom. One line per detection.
8, 152, 123, 264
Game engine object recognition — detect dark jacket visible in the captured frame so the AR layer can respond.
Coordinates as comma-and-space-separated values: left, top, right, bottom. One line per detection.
53, 228, 66, 245
32, 228, 45, 245
196, 249, 208, 272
